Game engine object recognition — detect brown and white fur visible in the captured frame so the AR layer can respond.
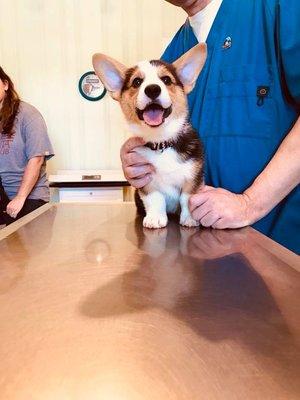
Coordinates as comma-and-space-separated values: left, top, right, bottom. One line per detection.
93, 43, 207, 229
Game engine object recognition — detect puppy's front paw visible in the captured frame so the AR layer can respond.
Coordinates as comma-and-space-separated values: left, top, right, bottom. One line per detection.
143, 214, 168, 229
180, 215, 200, 228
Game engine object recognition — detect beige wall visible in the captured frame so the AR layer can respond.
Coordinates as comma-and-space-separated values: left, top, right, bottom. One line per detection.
0, 0, 185, 173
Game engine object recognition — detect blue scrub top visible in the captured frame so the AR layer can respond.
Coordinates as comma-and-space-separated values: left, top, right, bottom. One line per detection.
161, 0, 300, 254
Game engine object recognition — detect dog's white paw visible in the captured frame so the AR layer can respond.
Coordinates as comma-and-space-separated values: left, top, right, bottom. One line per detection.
143, 214, 168, 229
180, 215, 200, 228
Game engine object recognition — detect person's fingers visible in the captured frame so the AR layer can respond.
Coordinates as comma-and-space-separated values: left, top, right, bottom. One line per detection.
200, 211, 220, 227
7, 209, 17, 218
120, 137, 145, 162
124, 151, 148, 167
6, 201, 20, 218
130, 173, 152, 188
212, 218, 228, 229
190, 201, 211, 221
125, 165, 153, 180
189, 193, 211, 213
200, 185, 215, 192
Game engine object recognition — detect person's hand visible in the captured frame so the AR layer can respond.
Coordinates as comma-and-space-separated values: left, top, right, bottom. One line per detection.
120, 137, 154, 188
189, 185, 257, 229
6, 196, 26, 219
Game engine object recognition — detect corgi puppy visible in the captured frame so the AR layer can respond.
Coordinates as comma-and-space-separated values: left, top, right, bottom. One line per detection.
93, 43, 207, 229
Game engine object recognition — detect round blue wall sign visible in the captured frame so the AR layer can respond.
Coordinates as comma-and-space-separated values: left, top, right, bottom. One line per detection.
78, 71, 106, 101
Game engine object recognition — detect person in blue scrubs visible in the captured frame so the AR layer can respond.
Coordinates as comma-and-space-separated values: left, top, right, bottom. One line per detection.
121, 0, 300, 254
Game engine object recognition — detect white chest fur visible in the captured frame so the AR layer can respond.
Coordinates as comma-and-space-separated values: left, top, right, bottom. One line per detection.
135, 146, 194, 211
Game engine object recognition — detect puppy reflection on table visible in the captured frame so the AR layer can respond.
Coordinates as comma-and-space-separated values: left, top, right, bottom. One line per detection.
81, 220, 296, 347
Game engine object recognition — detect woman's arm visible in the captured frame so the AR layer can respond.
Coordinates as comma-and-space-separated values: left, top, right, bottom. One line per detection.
189, 115, 300, 229
6, 156, 45, 218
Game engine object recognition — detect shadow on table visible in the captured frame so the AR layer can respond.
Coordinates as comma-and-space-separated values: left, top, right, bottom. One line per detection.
80, 217, 299, 382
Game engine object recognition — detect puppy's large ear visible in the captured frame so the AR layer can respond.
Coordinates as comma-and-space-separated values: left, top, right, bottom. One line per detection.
173, 43, 207, 94
92, 54, 127, 100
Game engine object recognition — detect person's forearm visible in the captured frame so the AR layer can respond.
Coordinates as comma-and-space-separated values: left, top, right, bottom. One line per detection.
16, 156, 44, 199
245, 116, 300, 221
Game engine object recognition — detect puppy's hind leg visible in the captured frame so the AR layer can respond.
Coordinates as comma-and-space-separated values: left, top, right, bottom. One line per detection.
140, 190, 168, 229
180, 166, 203, 227
179, 192, 200, 228
134, 190, 146, 215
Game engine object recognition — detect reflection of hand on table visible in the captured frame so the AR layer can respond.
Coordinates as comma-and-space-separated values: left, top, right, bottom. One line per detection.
187, 226, 300, 346
186, 227, 248, 260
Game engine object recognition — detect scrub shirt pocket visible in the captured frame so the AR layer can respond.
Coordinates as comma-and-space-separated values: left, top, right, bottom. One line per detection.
202, 66, 276, 139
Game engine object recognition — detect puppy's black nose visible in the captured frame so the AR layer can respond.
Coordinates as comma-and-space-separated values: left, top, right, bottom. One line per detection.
144, 84, 161, 100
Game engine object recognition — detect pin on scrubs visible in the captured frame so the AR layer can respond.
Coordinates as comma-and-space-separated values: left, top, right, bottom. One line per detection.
162, 0, 300, 254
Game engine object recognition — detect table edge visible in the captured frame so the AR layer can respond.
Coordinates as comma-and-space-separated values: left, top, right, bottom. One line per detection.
0, 203, 53, 241
0, 202, 298, 271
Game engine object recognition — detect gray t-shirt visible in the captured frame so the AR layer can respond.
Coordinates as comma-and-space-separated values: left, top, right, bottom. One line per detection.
0, 101, 54, 201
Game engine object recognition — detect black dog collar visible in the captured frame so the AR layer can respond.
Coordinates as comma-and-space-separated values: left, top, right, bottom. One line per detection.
144, 140, 174, 152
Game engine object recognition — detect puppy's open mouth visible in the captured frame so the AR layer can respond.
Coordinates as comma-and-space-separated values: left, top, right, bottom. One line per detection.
136, 103, 172, 127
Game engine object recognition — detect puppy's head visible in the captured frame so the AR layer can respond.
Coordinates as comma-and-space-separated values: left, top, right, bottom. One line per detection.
93, 43, 207, 141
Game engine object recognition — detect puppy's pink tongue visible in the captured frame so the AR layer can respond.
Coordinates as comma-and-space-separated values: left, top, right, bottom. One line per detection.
143, 109, 164, 126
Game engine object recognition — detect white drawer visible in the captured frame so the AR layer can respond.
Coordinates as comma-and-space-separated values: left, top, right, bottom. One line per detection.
58, 187, 123, 203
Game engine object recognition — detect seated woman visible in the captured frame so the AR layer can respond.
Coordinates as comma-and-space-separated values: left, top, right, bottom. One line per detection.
0, 67, 54, 225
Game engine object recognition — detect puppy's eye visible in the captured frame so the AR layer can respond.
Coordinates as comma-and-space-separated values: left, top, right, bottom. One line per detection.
161, 76, 172, 85
132, 78, 143, 88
